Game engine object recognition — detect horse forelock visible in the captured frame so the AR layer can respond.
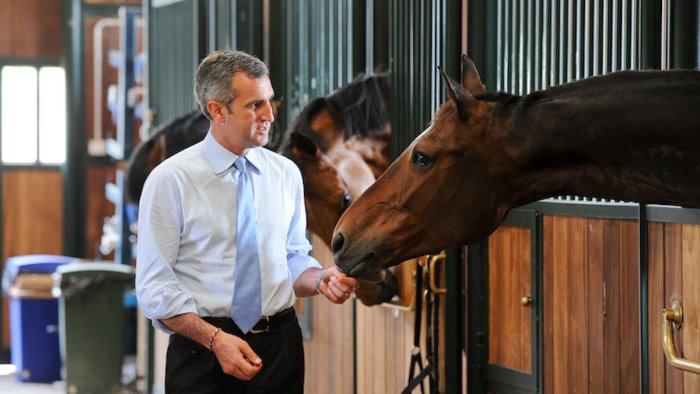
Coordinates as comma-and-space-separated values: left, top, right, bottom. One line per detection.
324, 73, 391, 140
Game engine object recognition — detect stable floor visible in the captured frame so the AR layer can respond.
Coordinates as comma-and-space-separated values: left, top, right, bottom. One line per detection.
0, 357, 138, 394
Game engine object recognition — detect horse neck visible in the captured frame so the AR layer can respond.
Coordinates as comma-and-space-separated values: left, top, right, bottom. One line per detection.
504, 71, 700, 208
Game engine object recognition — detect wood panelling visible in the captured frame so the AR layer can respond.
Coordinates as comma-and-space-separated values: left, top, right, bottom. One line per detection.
543, 216, 639, 393
2, 170, 64, 348
307, 236, 442, 394
304, 236, 354, 394
0, 0, 62, 60
648, 223, 700, 393
3, 170, 64, 257
488, 226, 532, 373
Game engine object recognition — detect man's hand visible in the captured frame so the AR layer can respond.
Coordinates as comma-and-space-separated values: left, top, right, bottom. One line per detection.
210, 331, 263, 380
319, 266, 358, 304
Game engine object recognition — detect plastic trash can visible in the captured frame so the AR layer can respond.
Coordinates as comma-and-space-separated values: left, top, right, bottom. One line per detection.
2, 254, 75, 382
52, 261, 135, 394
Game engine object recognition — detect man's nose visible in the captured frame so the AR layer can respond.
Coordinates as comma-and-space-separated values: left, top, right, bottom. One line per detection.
261, 101, 275, 122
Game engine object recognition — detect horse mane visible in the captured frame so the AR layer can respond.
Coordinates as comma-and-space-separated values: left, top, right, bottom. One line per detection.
125, 109, 209, 203
324, 72, 391, 140
280, 73, 391, 155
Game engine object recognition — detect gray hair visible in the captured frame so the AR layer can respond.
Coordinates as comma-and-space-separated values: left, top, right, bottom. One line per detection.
195, 50, 269, 120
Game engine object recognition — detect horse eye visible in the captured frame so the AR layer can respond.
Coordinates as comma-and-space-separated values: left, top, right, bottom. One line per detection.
412, 150, 432, 167
340, 192, 352, 211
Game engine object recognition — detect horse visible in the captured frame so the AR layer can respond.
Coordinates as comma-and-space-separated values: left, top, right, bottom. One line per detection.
125, 73, 399, 305
331, 55, 700, 280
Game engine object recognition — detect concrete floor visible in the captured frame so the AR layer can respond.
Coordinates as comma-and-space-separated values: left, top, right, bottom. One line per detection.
0, 356, 138, 393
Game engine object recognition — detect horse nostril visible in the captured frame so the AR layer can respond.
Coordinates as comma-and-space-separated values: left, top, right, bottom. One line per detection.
331, 233, 345, 254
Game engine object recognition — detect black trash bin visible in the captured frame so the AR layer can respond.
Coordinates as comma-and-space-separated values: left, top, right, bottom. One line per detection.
52, 261, 135, 393
2, 254, 75, 383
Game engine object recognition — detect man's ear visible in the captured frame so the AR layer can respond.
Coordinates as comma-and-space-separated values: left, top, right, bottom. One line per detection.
207, 101, 226, 122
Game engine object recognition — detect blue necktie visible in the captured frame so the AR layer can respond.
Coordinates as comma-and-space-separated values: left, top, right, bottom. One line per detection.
232, 157, 262, 333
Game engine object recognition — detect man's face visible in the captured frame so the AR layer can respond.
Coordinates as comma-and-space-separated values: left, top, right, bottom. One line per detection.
212, 73, 275, 154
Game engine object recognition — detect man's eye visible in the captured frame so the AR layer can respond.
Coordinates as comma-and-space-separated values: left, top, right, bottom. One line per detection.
412, 150, 432, 167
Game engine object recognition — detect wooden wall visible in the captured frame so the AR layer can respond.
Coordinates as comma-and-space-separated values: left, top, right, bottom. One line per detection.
0, 0, 62, 59
481, 207, 700, 393
542, 216, 640, 393
489, 226, 532, 373
305, 236, 436, 394
648, 223, 700, 393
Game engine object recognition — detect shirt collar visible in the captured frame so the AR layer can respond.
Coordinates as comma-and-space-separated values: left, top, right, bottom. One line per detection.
202, 131, 263, 175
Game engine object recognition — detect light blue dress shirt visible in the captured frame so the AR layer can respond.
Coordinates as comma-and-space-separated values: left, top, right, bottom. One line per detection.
135, 131, 321, 333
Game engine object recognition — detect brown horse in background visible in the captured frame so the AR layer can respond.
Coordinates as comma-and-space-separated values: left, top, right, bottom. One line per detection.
332, 55, 700, 280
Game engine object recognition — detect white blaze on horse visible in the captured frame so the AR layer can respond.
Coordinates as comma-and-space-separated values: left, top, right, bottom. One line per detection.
332, 55, 700, 280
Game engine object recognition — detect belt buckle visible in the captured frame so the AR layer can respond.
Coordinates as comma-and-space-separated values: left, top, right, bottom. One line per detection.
250, 315, 270, 334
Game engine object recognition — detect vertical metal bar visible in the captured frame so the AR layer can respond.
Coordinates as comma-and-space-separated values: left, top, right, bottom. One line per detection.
497, 0, 503, 91
559, 0, 566, 84
534, 0, 542, 90
612, 0, 619, 71
575, 0, 582, 80
621, 0, 628, 69
603, 0, 609, 73
551, 0, 559, 86
512, 0, 518, 92
661, 0, 670, 70
526, 0, 534, 94
584, 0, 591, 77
639, 204, 649, 394
631, 0, 638, 69
593, 0, 600, 75
504, 0, 510, 91
541, 0, 549, 88
519, 0, 525, 94
567, 0, 574, 81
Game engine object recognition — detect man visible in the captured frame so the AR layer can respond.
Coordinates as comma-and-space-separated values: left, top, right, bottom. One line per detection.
136, 50, 357, 393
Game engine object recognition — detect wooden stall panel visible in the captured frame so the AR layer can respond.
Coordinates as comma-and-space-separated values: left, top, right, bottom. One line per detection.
304, 236, 354, 394
488, 226, 532, 373
2, 170, 64, 348
543, 216, 639, 393
649, 223, 700, 393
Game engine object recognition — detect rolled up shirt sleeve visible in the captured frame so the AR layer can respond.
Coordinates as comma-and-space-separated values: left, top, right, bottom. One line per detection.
135, 168, 197, 334
287, 166, 321, 283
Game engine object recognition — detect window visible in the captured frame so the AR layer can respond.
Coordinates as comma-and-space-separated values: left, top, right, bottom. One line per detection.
1, 65, 66, 165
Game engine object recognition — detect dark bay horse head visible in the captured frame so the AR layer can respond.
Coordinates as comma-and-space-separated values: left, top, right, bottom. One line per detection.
332, 55, 700, 279
125, 109, 209, 203
331, 57, 499, 279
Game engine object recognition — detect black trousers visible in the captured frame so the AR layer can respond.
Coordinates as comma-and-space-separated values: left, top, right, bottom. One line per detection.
165, 314, 304, 394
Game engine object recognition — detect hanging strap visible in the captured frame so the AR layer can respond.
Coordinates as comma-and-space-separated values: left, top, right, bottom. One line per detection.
425, 257, 441, 393
403, 261, 429, 394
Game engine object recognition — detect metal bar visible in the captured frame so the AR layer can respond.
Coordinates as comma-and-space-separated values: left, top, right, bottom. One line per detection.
612, 0, 619, 71
593, 0, 600, 75
639, 203, 649, 394
534, 0, 542, 90
583, 0, 591, 77
603, 0, 609, 73
622, 0, 628, 69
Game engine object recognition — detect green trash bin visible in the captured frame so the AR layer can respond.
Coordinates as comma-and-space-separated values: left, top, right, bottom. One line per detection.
52, 262, 135, 394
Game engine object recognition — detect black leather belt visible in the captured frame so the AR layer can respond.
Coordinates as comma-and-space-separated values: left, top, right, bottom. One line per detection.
250, 307, 296, 333
204, 307, 296, 334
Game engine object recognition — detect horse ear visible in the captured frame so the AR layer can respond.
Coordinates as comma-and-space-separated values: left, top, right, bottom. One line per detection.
290, 131, 321, 159
439, 66, 472, 120
461, 55, 486, 95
